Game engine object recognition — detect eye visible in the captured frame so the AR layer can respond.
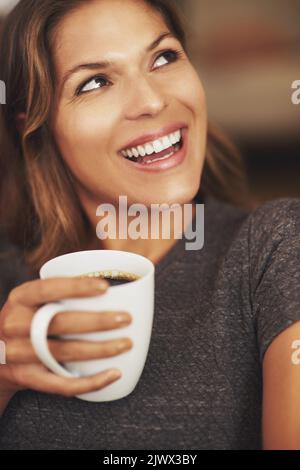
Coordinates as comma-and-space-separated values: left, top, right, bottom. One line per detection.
75, 49, 182, 96
76, 76, 110, 95
153, 49, 182, 70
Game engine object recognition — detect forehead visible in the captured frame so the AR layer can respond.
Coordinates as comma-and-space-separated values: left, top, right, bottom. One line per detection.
51, 0, 167, 71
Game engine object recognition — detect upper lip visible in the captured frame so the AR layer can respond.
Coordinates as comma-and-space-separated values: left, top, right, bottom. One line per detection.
119, 122, 188, 152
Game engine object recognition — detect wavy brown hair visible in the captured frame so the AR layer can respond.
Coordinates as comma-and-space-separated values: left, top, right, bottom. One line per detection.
0, 0, 253, 273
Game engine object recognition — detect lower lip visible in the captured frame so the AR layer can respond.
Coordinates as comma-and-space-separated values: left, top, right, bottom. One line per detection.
119, 127, 188, 173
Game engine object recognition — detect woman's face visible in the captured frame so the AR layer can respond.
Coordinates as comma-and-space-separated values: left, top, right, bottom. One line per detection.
51, 0, 207, 207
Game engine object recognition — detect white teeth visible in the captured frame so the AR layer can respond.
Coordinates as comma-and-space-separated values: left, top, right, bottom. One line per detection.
121, 128, 182, 159
161, 136, 172, 150
170, 131, 180, 145
170, 133, 176, 145
145, 143, 154, 155
137, 145, 146, 157
132, 148, 139, 158
153, 140, 163, 153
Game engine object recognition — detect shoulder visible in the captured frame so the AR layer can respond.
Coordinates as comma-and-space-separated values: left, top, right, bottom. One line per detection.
215, 197, 300, 279
244, 197, 300, 363
247, 197, 300, 244
245, 198, 300, 288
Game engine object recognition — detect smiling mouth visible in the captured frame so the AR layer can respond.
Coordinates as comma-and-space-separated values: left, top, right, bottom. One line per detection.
119, 129, 184, 165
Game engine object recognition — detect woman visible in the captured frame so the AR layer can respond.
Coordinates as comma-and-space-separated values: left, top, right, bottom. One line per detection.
0, 0, 299, 450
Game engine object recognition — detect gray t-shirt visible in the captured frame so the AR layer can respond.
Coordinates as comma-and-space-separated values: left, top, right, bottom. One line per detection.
0, 194, 299, 450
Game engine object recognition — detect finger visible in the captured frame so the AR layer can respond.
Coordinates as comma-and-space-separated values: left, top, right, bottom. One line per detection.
49, 338, 134, 362
12, 363, 122, 397
7, 277, 109, 308
2, 308, 132, 338
48, 311, 132, 335
5, 337, 133, 364
1, 304, 33, 338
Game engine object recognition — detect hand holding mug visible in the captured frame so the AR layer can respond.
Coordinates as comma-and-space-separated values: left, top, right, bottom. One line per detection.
0, 276, 131, 406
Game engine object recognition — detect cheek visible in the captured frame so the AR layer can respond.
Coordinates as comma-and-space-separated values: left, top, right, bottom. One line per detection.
172, 66, 206, 117
53, 103, 114, 162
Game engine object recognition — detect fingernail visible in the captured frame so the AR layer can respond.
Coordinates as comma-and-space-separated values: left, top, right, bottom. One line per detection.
115, 312, 131, 323
118, 339, 132, 351
108, 369, 122, 379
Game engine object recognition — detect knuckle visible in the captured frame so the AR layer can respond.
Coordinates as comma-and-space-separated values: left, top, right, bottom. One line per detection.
1, 317, 13, 337
94, 341, 117, 357
97, 342, 111, 356
1, 315, 20, 338
38, 281, 50, 299
7, 288, 21, 305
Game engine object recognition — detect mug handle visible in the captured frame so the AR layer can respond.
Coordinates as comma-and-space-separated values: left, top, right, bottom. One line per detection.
30, 303, 79, 378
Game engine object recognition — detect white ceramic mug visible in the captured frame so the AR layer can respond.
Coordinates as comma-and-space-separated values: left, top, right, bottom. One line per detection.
30, 250, 155, 402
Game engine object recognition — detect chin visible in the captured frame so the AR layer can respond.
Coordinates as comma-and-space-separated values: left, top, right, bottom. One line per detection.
137, 186, 199, 207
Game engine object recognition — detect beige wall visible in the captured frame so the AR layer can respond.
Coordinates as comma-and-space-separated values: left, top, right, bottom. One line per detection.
180, 0, 300, 140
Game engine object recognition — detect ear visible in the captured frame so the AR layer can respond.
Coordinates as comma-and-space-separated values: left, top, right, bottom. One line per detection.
15, 112, 26, 135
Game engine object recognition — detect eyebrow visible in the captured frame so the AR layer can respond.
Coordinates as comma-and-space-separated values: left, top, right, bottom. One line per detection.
61, 31, 176, 89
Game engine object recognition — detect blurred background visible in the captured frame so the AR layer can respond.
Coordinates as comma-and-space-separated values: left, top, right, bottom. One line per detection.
1, 0, 299, 203
178, 0, 300, 202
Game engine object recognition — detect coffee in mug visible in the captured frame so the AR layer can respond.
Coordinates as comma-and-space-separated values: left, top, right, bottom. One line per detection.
77, 269, 140, 286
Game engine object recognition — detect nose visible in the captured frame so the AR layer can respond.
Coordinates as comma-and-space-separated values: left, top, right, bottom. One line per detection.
123, 73, 167, 120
